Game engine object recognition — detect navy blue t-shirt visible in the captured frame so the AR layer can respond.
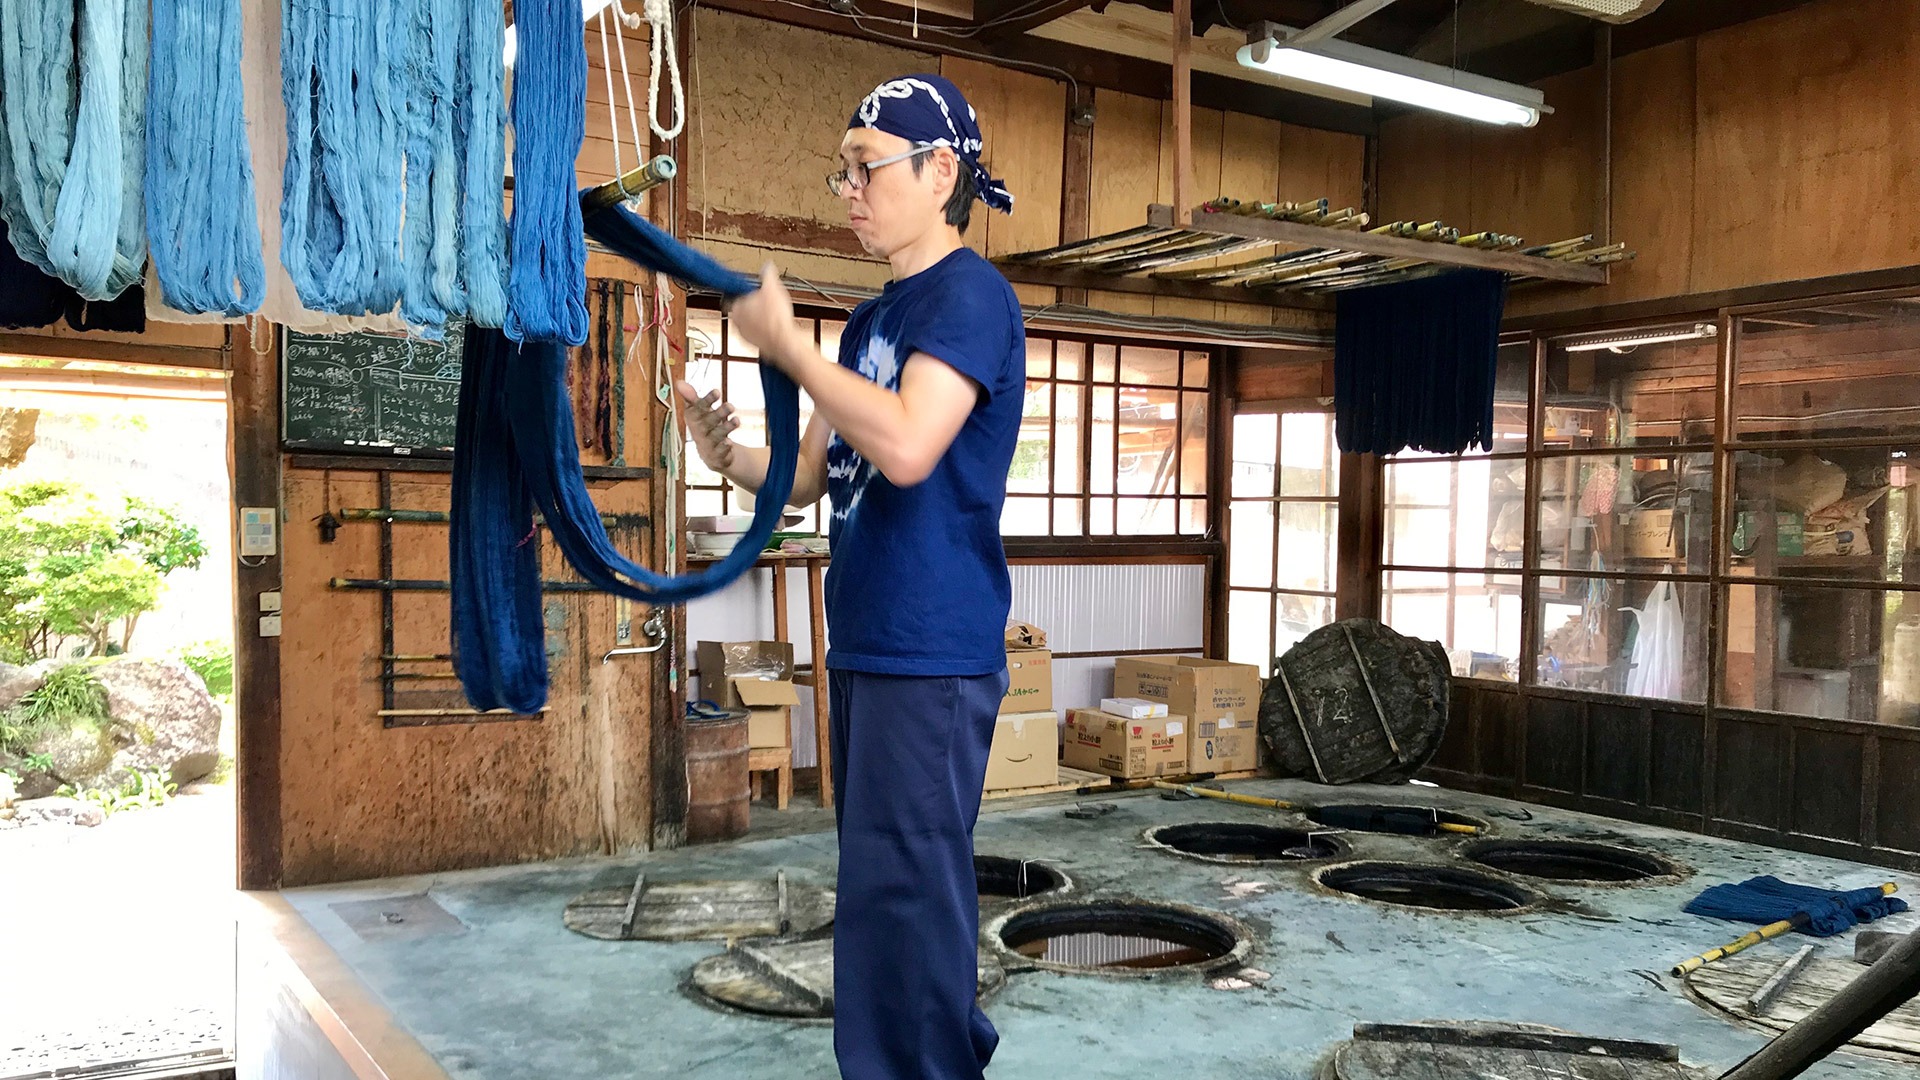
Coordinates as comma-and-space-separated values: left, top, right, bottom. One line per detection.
823, 247, 1024, 676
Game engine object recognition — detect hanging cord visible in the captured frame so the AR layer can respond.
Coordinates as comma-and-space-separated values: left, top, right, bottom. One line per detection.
147, 0, 265, 317
641, 0, 685, 142
0, 0, 149, 301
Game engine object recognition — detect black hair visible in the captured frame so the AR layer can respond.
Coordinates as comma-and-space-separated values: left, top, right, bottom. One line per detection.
911, 151, 976, 235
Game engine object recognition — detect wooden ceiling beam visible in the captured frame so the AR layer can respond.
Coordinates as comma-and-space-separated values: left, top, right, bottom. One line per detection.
971, 0, 1104, 43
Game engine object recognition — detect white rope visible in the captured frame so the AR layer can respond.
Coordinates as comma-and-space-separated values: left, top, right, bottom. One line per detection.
642, 0, 685, 141
595, 9, 625, 180
609, 3, 648, 159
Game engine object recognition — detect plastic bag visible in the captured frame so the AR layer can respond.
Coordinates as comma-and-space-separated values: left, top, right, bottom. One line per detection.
1623, 581, 1683, 700
1774, 454, 1848, 516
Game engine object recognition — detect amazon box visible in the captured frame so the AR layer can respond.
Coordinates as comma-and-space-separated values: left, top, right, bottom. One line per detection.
696, 640, 798, 749
1002, 648, 1053, 715
984, 710, 1058, 791
1113, 656, 1263, 774
1062, 709, 1186, 779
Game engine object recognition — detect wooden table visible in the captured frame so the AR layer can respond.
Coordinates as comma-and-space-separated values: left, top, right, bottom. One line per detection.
692, 551, 834, 808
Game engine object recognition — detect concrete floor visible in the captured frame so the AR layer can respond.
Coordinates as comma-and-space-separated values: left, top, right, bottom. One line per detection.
280, 780, 1920, 1080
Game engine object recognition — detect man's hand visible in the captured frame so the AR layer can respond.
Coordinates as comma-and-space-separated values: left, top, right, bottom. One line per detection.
675, 381, 740, 472
724, 264, 808, 371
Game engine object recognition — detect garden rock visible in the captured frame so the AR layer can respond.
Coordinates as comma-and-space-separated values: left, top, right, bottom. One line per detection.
91, 659, 223, 790
0, 771, 14, 808
0, 660, 55, 711
12, 796, 105, 828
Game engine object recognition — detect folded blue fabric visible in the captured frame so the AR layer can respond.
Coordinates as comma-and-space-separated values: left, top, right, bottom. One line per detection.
1684, 875, 1909, 936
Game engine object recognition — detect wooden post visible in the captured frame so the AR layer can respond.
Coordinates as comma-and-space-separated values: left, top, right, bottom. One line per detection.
231, 322, 284, 890
1171, 0, 1194, 219
1058, 93, 1094, 308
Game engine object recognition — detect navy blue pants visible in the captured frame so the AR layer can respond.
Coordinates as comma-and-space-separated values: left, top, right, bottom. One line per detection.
828, 670, 1006, 1080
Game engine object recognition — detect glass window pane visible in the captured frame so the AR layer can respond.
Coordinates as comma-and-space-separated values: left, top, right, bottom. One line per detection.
1382, 570, 1523, 682
1001, 496, 1048, 536
1232, 414, 1277, 498
685, 488, 725, 518
1090, 386, 1116, 494
1179, 497, 1207, 535
1276, 504, 1337, 592
1227, 590, 1274, 673
687, 307, 722, 359
1120, 345, 1180, 386
1180, 392, 1208, 497
1089, 497, 1115, 535
1487, 341, 1532, 454
1008, 381, 1051, 494
1383, 457, 1518, 568
1057, 341, 1085, 381
1543, 326, 1717, 448
1274, 593, 1335, 660
1228, 501, 1275, 588
1092, 344, 1117, 383
1026, 337, 1052, 379
1183, 351, 1210, 388
1055, 384, 1084, 494
1279, 411, 1336, 497
819, 320, 845, 365
1053, 499, 1082, 535
1117, 496, 1176, 535
1735, 303, 1920, 442
1117, 387, 1177, 495
1724, 581, 1920, 724
1536, 451, 1715, 576
1529, 575, 1708, 701
1729, 445, 1916, 586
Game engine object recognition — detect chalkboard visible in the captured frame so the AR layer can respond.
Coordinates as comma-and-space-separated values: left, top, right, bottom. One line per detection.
281, 321, 468, 454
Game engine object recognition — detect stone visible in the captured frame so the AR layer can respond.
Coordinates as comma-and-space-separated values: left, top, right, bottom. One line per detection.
0, 770, 14, 808
12, 796, 105, 828
0, 659, 55, 712
1856, 928, 1904, 966
26, 722, 115, 786
90, 659, 224, 790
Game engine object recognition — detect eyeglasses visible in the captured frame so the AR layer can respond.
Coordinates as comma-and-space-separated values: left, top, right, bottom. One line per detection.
827, 144, 937, 196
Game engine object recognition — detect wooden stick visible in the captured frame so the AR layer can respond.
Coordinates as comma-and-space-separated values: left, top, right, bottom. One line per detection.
1744, 944, 1815, 1016
1719, 926, 1920, 1080
620, 872, 647, 939
1171, 0, 1194, 220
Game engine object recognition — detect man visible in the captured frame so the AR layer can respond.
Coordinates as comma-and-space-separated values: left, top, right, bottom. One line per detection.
676, 74, 1023, 1079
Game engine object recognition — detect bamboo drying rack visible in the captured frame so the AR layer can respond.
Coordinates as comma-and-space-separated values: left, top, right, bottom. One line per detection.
997, 198, 1631, 301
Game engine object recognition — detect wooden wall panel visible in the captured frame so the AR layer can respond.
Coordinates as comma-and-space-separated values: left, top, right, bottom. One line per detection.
1713, 717, 1783, 830
1526, 696, 1582, 794
1596, 39, 1696, 306
1789, 728, 1863, 843
941, 57, 1066, 308
1649, 708, 1705, 816
1879, 740, 1920, 855
1584, 701, 1647, 806
1086, 89, 1163, 316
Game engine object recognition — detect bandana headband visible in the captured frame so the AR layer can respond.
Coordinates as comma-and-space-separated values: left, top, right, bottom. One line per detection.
848, 75, 1014, 214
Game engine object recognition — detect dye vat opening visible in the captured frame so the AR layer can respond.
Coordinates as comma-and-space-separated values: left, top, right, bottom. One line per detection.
975, 856, 1068, 899
1305, 803, 1488, 835
997, 902, 1247, 974
1317, 862, 1539, 912
1462, 839, 1676, 883
1145, 822, 1348, 863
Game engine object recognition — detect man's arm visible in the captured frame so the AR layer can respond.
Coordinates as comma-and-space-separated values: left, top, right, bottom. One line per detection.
727, 266, 982, 488
676, 383, 833, 507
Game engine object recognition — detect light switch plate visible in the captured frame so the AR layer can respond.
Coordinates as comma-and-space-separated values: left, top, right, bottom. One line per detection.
259, 591, 282, 613
259, 614, 282, 638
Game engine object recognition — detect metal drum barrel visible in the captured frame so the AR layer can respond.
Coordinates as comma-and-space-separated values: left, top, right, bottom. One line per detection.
685, 710, 751, 843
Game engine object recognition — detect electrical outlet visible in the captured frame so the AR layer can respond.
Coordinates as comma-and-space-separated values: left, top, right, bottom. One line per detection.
259, 614, 283, 638
259, 591, 282, 613
240, 507, 278, 557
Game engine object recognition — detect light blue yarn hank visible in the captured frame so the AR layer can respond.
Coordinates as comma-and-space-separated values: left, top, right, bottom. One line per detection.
503, 0, 590, 347
147, 0, 267, 316
0, 0, 148, 301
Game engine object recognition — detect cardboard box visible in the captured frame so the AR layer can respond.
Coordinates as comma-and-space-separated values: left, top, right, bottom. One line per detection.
1112, 656, 1263, 774
1101, 697, 1166, 719
985, 711, 1059, 791
1002, 648, 1053, 714
697, 640, 799, 750
1061, 709, 1186, 779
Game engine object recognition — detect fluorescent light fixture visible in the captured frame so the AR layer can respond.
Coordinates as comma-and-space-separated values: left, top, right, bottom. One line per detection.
505, 0, 617, 68
1237, 24, 1547, 128
1561, 323, 1718, 353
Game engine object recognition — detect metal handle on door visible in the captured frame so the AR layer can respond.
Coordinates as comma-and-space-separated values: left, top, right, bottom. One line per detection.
602, 611, 668, 664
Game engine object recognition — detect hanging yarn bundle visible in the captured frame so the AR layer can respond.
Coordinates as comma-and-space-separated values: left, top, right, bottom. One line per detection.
451, 200, 800, 712
0, 0, 149, 301
280, 0, 508, 331
504, 0, 591, 346
147, 0, 266, 317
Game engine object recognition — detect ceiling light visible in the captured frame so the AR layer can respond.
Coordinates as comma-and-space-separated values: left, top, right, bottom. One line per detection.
1561, 323, 1718, 353
1237, 23, 1547, 128
505, 0, 617, 68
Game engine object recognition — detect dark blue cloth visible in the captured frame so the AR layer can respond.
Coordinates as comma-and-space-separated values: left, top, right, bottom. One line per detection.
1333, 269, 1507, 455
848, 74, 1013, 213
1684, 875, 1909, 937
450, 201, 791, 712
829, 669, 1005, 1080
823, 247, 1023, 676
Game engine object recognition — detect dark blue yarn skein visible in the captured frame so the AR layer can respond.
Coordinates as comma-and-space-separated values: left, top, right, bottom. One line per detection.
451, 200, 798, 711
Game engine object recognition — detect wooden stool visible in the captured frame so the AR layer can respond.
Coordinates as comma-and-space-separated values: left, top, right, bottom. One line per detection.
748, 746, 793, 811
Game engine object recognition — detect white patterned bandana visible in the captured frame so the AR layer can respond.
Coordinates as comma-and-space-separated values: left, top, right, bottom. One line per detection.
848, 74, 1014, 213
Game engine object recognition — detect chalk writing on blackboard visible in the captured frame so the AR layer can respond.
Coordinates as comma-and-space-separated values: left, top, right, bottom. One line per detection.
281, 321, 467, 454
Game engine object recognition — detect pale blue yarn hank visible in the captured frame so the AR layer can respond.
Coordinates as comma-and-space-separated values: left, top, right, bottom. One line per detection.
147, 0, 267, 317
503, 0, 590, 347
0, 0, 147, 302
459, 0, 509, 329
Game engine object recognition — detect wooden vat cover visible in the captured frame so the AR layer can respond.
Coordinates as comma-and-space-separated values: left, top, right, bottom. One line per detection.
1259, 619, 1451, 785
563, 874, 835, 942
691, 936, 1006, 1019
1320, 1022, 1702, 1080
1687, 952, 1920, 1057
